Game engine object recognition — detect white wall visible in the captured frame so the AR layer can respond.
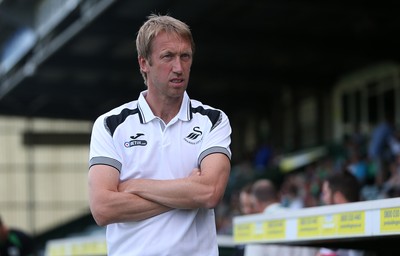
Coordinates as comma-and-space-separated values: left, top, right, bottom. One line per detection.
0, 116, 92, 235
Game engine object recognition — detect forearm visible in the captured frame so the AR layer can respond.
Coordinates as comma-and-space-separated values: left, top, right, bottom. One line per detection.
90, 189, 171, 226
119, 177, 215, 209
119, 155, 230, 210
88, 166, 171, 226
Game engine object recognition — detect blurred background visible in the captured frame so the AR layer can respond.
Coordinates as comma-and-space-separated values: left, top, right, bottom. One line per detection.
1, 0, 400, 255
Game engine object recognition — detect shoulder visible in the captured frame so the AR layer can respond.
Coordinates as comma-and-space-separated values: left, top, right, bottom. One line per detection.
190, 99, 219, 111
190, 99, 229, 122
94, 100, 139, 123
97, 100, 139, 121
264, 203, 287, 214
92, 100, 139, 136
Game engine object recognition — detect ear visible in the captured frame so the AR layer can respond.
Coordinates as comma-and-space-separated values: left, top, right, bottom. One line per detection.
333, 191, 348, 204
138, 56, 149, 73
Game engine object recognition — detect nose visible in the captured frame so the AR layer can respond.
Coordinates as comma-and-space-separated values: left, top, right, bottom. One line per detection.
172, 57, 183, 73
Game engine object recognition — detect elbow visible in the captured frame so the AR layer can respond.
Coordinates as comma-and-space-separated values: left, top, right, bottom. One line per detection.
90, 206, 112, 227
93, 215, 108, 227
205, 197, 221, 209
203, 188, 223, 209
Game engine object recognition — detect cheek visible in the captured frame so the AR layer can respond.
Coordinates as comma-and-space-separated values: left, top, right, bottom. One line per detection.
322, 193, 328, 203
321, 190, 331, 204
183, 62, 192, 71
154, 65, 172, 78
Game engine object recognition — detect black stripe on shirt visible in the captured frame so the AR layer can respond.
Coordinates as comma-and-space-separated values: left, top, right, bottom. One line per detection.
191, 105, 222, 131
105, 108, 141, 137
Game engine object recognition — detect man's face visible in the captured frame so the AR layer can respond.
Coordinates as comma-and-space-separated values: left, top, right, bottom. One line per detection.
321, 181, 333, 205
140, 31, 193, 98
249, 194, 264, 214
239, 192, 254, 215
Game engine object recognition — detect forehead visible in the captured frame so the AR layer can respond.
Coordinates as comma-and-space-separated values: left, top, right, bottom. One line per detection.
240, 192, 251, 200
152, 31, 192, 51
322, 181, 330, 191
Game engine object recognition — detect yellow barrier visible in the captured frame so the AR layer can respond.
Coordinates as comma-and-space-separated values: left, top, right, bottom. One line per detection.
45, 234, 235, 256
45, 236, 107, 256
234, 197, 400, 244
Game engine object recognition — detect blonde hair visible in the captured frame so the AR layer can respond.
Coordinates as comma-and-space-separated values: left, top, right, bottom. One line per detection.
136, 14, 195, 85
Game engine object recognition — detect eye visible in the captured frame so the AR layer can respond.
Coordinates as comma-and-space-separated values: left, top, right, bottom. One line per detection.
163, 53, 173, 60
181, 53, 192, 61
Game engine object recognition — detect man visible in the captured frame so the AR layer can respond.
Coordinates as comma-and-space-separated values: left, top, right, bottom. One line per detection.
244, 179, 317, 256
317, 170, 364, 256
239, 182, 255, 215
250, 179, 285, 214
0, 216, 36, 256
88, 14, 232, 256
320, 170, 361, 206
232, 183, 256, 256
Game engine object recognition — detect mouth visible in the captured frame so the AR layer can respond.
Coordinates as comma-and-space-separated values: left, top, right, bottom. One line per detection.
170, 78, 185, 86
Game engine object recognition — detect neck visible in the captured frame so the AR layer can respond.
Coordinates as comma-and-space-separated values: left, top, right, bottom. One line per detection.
145, 92, 183, 124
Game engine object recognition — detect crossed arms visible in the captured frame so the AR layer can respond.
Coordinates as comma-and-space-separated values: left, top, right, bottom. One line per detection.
88, 153, 231, 226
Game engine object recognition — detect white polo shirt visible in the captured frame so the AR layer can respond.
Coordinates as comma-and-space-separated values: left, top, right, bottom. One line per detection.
89, 90, 232, 256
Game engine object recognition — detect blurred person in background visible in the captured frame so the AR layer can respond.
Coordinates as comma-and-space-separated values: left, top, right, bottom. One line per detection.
280, 174, 305, 209
317, 170, 366, 256
0, 216, 36, 256
244, 179, 317, 256
381, 153, 400, 198
320, 169, 360, 206
249, 179, 285, 215
88, 13, 232, 256
239, 182, 256, 215
368, 111, 395, 188
232, 182, 256, 256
